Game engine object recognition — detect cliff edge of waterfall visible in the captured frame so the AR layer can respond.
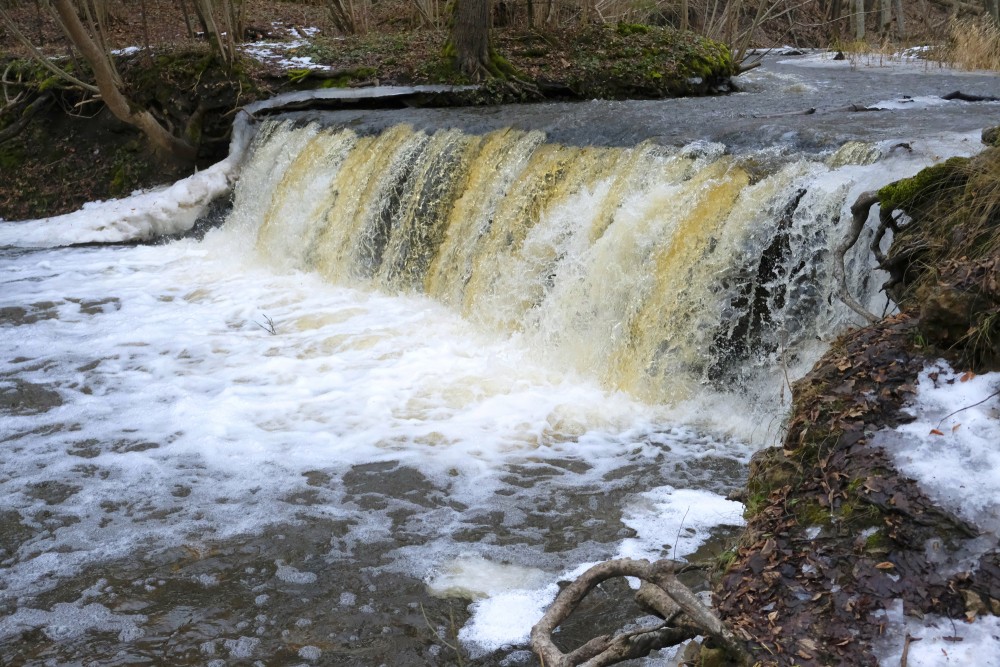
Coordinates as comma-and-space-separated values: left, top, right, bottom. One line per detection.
713, 135, 1000, 665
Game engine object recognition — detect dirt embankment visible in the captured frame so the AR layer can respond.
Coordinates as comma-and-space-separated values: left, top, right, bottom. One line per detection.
714, 139, 1000, 665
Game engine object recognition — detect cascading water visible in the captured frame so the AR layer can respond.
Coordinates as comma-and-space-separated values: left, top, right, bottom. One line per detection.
2, 61, 997, 662
234, 120, 886, 411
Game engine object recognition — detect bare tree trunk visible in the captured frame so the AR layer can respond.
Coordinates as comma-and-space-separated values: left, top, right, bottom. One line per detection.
894, 0, 905, 36
451, 0, 492, 80
33, 0, 45, 43
52, 0, 196, 162
880, 0, 891, 33
854, 0, 866, 39
140, 0, 153, 59
681, 0, 689, 31
176, 0, 195, 38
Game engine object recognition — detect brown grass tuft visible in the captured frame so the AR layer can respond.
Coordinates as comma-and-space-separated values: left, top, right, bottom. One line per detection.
942, 17, 1000, 71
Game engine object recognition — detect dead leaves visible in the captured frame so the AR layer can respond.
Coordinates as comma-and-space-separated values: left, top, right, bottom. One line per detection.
715, 315, 999, 666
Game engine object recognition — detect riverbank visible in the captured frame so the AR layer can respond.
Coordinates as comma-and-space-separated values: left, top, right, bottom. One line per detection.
713, 138, 1000, 665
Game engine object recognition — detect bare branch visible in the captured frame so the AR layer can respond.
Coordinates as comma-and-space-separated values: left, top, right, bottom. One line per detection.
530, 558, 749, 667
0, 7, 100, 94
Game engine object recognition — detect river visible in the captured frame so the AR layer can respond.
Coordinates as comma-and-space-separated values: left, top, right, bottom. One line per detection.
1, 53, 999, 665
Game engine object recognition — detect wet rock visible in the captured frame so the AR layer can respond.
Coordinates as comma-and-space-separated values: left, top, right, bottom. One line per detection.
0, 381, 62, 415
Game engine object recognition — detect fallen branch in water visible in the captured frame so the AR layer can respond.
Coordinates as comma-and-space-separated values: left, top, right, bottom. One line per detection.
941, 90, 1000, 102
530, 558, 749, 667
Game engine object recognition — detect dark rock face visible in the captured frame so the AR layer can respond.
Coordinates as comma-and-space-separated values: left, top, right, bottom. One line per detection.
714, 316, 1000, 665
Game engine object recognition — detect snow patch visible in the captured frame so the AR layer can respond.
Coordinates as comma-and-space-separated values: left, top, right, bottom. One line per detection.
875, 361, 1000, 535
876, 599, 1000, 666
618, 486, 745, 561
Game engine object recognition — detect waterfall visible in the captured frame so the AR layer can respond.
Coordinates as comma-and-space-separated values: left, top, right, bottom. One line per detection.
224, 119, 937, 405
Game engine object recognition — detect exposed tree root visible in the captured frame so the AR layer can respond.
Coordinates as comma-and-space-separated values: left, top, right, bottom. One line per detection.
0, 92, 52, 144
530, 558, 749, 667
833, 191, 881, 324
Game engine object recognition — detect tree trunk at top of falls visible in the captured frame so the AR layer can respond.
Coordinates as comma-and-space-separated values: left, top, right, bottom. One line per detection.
450, 0, 493, 81
51, 0, 197, 164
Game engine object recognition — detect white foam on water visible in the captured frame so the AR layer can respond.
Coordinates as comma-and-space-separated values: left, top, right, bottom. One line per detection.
871, 95, 954, 110
0, 601, 146, 643
618, 486, 745, 561
425, 555, 551, 600
0, 232, 733, 604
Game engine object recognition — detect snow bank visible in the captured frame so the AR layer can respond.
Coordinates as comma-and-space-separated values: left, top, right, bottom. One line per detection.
876, 600, 1000, 666
877, 361, 1000, 534
874, 362, 1000, 664
0, 157, 238, 247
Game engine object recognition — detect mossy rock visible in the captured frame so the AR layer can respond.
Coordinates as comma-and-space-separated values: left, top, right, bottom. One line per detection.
558, 24, 735, 99
876, 148, 1000, 369
877, 156, 969, 213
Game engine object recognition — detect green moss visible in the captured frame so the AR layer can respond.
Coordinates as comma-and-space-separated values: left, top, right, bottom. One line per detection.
563, 25, 734, 99
837, 498, 880, 526
0, 143, 26, 171
878, 157, 969, 212
792, 498, 833, 528
616, 23, 651, 36
864, 529, 891, 555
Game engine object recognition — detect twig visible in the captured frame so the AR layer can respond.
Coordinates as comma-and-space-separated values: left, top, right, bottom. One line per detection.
900, 633, 920, 667
254, 314, 276, 335
936, 387, 1000, 429
420, 602, 464, 666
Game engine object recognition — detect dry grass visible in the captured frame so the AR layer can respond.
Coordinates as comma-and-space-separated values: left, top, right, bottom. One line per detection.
941, 17, 1000, 71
